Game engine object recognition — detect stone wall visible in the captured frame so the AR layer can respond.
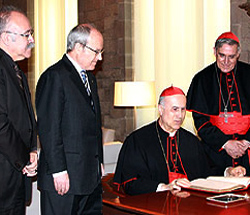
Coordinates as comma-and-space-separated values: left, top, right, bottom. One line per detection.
231, 0, 250, 63
79, 0, 134, 142
0, 0, 26, 11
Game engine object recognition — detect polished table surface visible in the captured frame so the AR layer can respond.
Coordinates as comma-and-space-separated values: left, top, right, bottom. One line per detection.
102, 174, 250, 215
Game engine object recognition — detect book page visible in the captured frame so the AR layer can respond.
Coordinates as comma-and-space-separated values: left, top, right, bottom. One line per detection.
207, 176, 250, 187
190, 178, 245, 192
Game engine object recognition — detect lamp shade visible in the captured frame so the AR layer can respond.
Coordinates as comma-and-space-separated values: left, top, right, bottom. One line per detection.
114, 81, 156, 107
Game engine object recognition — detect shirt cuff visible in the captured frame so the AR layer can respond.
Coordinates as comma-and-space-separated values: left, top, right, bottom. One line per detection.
156, 183, 166, 192
52, 170, 67, 178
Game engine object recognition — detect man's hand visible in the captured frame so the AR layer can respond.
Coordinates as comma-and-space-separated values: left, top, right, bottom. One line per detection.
174, 178, 191, 188
224, 140, 247, 159
53, 173, 70, 195
238, 140, 250, 151
226, 166, 246, 177
160, 178, 191, 191
158, 178, 191, 198
22, 151, 38, 177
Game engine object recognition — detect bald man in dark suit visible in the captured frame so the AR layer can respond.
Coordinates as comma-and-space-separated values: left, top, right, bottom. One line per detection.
36, 24, 104, 215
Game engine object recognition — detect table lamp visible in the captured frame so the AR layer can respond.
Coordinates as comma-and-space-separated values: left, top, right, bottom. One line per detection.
114, 81, 156, 129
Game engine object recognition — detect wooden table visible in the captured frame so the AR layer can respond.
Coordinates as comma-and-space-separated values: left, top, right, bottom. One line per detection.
102, 174, 250, 215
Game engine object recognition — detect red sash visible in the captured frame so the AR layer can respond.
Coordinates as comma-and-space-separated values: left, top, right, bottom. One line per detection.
210, 112, 250, 135
168, 172, 188, 184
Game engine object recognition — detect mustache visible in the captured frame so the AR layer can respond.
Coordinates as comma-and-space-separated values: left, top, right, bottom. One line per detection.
27, 42, 35, 49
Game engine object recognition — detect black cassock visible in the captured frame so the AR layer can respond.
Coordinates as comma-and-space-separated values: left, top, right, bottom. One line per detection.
113, 121, 210, 195
187, 61, 250, 175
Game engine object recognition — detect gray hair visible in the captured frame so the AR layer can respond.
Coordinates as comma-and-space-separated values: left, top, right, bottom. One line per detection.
215, 38, 241, 53
66, 24, 96, 53
0, 5, 25, 34
158, 96, 165, 107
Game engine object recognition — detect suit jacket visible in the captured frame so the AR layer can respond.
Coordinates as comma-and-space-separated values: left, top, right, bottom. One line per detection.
0, 49, 37, 209
36, 54, 103, 195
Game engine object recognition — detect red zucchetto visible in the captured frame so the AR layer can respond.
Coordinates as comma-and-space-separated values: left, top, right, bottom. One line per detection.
216, 32, 240, 43
160, 86, 185, 97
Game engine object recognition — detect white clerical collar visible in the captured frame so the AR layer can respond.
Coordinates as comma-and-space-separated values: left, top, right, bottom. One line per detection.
168, 131, 177, 137
158, 120, 177, 137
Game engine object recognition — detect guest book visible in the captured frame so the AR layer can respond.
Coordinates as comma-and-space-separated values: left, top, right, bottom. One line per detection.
188, 176, 250, 193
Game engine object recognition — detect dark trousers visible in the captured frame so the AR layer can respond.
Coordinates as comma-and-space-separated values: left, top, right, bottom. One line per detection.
0, 155, 26, 215
40, 183, 102, 215
0, 177, 25, 215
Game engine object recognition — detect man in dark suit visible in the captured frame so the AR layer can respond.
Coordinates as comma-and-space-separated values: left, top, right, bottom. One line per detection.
36, 24, 104, 214
0, 5, 37, 215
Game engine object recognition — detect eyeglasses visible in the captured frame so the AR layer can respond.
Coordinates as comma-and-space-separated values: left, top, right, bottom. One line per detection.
4, 29, 34, 38
84, 44, 104, 56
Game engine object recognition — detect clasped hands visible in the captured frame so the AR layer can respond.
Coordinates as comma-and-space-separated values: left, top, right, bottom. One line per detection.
22, 151, 38, 177
224, 139, 250, 159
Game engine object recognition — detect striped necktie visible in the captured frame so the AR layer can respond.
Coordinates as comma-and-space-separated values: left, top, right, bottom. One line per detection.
80, 70, 91, 96
80, 70, 94, 110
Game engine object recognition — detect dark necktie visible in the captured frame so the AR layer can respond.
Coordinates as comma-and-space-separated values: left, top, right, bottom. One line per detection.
80, 70, 94, 110
14, 64, 24, 90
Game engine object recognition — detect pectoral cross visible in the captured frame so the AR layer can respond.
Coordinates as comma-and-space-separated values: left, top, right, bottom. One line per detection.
219, 108, 234, 123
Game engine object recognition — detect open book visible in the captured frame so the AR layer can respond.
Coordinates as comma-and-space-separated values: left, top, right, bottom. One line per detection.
189, 176, 250, 193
